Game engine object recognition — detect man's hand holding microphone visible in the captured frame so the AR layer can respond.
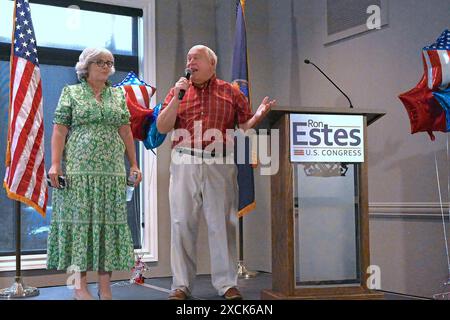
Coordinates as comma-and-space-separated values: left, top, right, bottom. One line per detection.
175, 68, 192, 101
156, 68, 192, 134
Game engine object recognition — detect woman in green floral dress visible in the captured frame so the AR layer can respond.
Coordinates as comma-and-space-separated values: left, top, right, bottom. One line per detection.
47, 47, 142, 300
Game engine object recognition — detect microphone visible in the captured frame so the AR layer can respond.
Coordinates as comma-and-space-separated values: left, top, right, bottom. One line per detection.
178, 68, 192, 100
304, 59, 353, 108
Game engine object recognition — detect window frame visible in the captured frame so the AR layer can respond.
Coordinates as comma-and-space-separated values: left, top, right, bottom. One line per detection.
0, 0, 158, 271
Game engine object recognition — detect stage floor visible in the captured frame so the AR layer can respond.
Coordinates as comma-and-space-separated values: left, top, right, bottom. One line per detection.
24, 272, 428, 300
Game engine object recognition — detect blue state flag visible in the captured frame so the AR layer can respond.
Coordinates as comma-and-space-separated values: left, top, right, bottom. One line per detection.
232, 0, 255, 217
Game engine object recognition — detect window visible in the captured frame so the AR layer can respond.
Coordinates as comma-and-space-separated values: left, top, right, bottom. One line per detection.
0, 0, 155, 264
0, 1, 136, 55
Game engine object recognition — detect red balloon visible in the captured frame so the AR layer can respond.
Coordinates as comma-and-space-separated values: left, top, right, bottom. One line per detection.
399, 74, 446, 140
125, 94, 154, 141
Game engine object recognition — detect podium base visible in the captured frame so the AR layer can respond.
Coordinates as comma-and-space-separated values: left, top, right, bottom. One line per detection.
237, 261, 258, 279
0, 277, 40, 299
261, 289, 384, 300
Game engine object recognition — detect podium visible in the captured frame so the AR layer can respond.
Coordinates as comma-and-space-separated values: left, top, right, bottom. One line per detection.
259, 106, 385, 300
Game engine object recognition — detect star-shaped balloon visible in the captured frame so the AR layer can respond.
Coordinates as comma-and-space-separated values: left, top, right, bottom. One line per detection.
114, 71, 156, 141
124, 95, 154, 141
114, 71, 156, 108
398, 74, 447, 140
433, 87, 450, 131
422, 29, 450, 91
143, 103, 167, 152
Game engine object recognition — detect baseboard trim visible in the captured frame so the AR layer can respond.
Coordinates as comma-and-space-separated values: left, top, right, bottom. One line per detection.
370, 202, 450, 218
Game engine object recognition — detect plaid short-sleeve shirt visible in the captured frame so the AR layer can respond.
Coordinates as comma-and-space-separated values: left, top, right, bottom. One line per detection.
163, 76, 253, 149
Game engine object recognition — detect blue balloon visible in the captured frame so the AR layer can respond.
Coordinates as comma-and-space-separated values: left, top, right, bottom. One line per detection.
432, 87, 450, 131
143, 103, 167, 152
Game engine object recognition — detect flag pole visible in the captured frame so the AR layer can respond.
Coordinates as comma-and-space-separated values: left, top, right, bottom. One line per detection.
237, 217, 257, 279
0, 201, 39, 299
233, 0, 257, 279
1, 0, 45, 298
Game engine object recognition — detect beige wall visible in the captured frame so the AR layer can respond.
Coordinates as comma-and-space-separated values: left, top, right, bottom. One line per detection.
370, 212, 450, 298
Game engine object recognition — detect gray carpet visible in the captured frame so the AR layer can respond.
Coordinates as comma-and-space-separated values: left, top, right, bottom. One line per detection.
25, 272, 271, 300
20, 272, 427, 300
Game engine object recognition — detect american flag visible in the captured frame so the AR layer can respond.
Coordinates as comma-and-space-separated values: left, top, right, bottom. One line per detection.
4, 0, 47, 217
423, 29, 450, 90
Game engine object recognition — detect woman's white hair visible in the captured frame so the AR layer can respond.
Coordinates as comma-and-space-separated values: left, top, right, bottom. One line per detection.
75, 47, 115, 81
190, 45, 218, 70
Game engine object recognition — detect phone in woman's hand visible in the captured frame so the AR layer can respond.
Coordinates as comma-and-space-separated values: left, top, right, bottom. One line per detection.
46, 174, 67, 189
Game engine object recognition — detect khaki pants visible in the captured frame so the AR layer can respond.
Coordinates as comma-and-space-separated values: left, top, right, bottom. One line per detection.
169, 153, 238, 296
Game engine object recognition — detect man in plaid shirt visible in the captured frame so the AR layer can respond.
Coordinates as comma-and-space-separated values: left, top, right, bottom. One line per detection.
158, 45, 275, 300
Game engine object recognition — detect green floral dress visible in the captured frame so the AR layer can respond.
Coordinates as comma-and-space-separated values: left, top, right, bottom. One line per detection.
46, 80, 135, 272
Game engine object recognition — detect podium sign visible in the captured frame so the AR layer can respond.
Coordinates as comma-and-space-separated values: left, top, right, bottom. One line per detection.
290, 114, 364, 163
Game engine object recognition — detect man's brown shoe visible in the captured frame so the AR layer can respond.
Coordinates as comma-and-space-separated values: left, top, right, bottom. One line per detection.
168, 289, 187, 300
223, 287, 243, 300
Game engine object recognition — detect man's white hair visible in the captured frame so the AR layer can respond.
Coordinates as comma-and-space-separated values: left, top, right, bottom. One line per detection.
75, 47, 115, 81
190, 45, 218, 70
